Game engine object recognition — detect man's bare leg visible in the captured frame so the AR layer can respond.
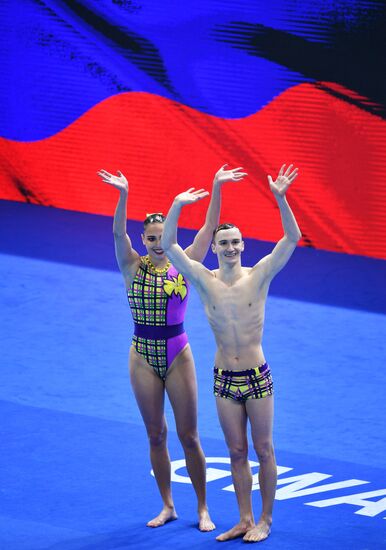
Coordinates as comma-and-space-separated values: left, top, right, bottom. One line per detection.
129, 351, 177, 527
166, 346, 215, 531
243, 395, 276, 542
215, 397, 255, 541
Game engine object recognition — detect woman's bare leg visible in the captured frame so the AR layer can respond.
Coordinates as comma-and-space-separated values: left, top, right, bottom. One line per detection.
165, 345, 215, 531
129, 347, 177, 527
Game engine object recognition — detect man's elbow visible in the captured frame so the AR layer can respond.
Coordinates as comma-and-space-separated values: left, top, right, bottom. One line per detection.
161, 237, 171, 252
161, 236, 178, 256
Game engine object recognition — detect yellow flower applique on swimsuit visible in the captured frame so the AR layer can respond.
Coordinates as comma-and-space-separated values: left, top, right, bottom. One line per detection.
163, 273, 187, 300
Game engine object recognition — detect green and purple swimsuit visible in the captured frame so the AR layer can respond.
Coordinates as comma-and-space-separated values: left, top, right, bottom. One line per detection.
127, 256, 189, 380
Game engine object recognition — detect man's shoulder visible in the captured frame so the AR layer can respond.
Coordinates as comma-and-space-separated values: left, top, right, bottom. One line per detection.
242, 263, 269, 288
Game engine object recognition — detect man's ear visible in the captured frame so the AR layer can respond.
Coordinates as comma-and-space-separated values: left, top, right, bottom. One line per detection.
211, 242, 216, 254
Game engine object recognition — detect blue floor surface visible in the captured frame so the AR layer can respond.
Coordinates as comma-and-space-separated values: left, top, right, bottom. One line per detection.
0, 202, 385, 549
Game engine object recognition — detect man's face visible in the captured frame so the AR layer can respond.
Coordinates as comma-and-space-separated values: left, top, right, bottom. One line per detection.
211, 227, 244, 263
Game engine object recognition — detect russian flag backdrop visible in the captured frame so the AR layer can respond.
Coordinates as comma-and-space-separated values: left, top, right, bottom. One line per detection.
1, 0, 385, 258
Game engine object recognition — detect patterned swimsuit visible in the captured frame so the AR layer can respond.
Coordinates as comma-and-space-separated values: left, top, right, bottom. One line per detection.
127, 256, 190, 380
213, 364, 274, 402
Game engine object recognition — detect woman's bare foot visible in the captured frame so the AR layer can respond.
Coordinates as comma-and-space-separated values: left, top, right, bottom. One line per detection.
146, 505, 178, 528
243, 517, 272, 542
198, 508, 216, 532
216, 520, 254, 541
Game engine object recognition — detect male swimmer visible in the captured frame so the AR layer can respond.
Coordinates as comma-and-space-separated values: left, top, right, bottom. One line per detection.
162, 164, 301, 542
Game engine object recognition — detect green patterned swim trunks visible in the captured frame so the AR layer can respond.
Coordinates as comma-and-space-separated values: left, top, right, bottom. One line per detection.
214, 363, 273, 402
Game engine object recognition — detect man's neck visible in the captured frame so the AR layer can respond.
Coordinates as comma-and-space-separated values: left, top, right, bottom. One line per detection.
217, 261, 243, 285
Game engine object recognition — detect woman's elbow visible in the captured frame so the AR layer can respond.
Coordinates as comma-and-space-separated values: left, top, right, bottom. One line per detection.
285, 231, 302, 244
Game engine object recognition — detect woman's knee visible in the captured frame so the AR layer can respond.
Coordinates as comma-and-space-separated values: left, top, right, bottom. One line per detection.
254, 440, 275, 463
177, 429, 200, 450
148, 425, 168, 448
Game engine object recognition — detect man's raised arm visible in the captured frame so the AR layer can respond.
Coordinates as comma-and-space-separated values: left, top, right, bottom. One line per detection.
255, 164, 302, 281
184, 165, 247, 262
162, 189, 212, 284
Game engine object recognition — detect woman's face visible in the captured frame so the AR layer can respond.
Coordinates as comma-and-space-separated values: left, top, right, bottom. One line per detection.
141, 223, 166, 262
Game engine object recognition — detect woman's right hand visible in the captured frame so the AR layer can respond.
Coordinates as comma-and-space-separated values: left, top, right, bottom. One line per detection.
97, 169, 128, 193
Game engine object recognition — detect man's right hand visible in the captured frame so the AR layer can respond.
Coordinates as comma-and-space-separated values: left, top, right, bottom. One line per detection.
213, 164, 247, 186
97, 169, 128, 193
174, 187, 209, 207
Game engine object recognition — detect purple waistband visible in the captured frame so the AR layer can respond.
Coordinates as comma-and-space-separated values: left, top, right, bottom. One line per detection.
134, 322, 185, 340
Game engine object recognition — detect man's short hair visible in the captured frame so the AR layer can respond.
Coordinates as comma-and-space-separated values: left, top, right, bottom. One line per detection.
212, 223, 239, 242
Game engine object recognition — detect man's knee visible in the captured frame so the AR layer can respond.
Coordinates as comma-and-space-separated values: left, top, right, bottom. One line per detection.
254, 440, 274, 463
229, 443, 249, 464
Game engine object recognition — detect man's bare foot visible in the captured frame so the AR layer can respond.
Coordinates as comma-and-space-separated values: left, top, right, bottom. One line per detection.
146, 505, 178, 528
243, 517, 272, 542
198, 509, 216, 532
216, 520, 254, 541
